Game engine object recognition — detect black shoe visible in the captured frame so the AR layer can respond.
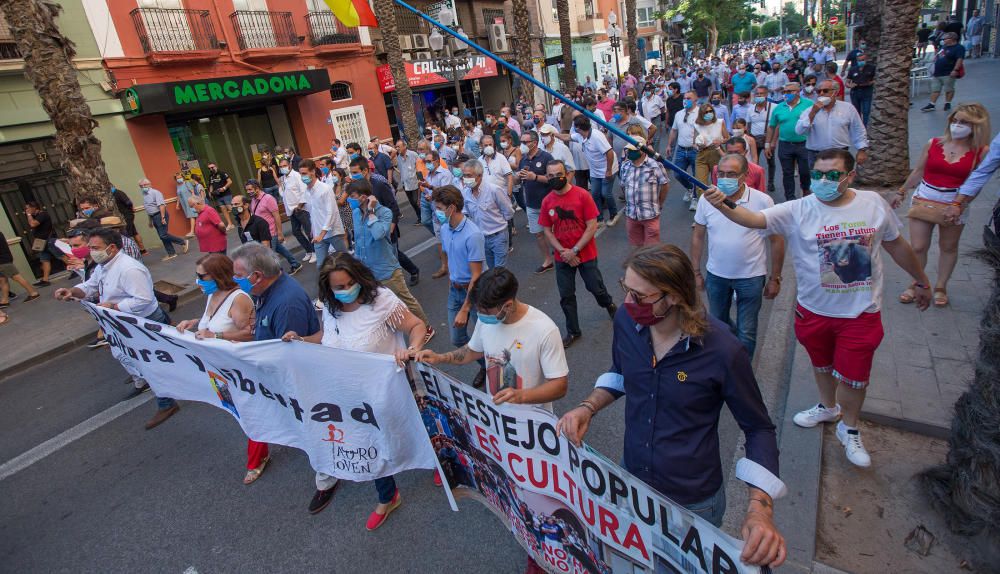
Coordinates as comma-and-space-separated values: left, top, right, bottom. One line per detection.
24, 293, 40, 303
87, 337, 109, 349
472, 367, 486, 388
409, 273, 420, 287
943, 102, 951, 111
33, 280, 50, 287
124, 382, 150, 400
767, 183, 776, 193
534, 263, 553, 275
606, 303, 617, 320
921, 103, 936, 112
8, 292, 17, 300
289, 264, 303, 276
562, 333, 581, 348
309, 485, 338, 514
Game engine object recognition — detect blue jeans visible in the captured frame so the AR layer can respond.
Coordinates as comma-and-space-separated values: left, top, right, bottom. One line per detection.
314, 234, 347, 269
589, 175, 618, 221
272, 235, 299, 270
420, 195, 436, 237
673, 146, 699, 190
374, 475, 397, 504
683, 486, 726, 527
150, 213, 185, 255
704, 271, 765, 357
447, 285, 485, 368
484, 230, 508, 269
851, 87, 873, 125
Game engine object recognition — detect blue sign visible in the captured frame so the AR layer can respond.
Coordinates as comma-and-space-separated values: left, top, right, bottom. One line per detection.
647, 50, 661, 59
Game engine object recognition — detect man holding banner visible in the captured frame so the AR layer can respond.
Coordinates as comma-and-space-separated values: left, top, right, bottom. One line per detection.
557, 245, 787, 569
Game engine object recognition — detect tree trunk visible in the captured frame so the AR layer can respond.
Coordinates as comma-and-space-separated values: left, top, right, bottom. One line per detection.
374, 0, 419, 144
856, 0, 883, 52
706, 23, 719, 56
511, 0, 534, 106
1, 0, 116, 214
857, 0, 922, 187
625, 0, 642, 77
556, 0, 575, 93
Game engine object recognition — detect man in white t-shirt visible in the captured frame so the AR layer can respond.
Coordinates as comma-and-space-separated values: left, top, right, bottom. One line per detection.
571, 115, 618, 224
666, 91, 701, 201
539, 124, 575, 184
692, 154, 784, 358
416, 267, 569, 411
704, 149, 931, 468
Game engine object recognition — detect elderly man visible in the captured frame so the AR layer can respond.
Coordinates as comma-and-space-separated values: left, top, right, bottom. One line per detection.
461, 159, 514, 269
54, 228, 180, 429
619, 136, 669, 247
396, 139, 422, 223
693, 153, 785, 357
418, 148, 455, 279
478, 134, 514, 198
140, 178, 189, 261
713, 137, 766, 191
795, 80, 870, 168
766, 82, 813, 201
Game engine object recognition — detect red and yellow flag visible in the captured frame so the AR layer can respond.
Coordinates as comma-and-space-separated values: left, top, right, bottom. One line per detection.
324, 0, 378, 28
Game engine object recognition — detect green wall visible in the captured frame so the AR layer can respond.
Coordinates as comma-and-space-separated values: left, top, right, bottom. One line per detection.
543, 39, 598, 92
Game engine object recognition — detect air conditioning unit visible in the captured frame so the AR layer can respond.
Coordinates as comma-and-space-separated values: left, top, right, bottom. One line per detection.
488, 23, 509, 52
414, 51, 433, 60
398, 35, 413, 50
411, 34, 429, 49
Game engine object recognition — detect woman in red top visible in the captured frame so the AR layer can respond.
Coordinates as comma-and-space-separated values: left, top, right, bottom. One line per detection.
894, 103, 991, 306
190, 196, 228, 254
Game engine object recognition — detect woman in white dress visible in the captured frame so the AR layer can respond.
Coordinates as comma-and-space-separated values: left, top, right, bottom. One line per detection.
282, 253, 427, 531
175, 254, 262, 484
693, 103, 730, 189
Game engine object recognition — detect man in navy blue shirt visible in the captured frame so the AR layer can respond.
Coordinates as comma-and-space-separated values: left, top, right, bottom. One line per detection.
558, 244, 787, 569
922, 32, 965, 113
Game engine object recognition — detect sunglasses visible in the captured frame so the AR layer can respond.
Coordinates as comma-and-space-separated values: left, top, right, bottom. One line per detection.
811, 169, 847, 182
817, 88, 835, 93
619, 278, 666, 304
196, 271, 210, 280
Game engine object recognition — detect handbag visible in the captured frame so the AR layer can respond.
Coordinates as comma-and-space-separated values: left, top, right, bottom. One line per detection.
906, 197, 955, 226
31, 238, 47, 252
954, 62, 965, 79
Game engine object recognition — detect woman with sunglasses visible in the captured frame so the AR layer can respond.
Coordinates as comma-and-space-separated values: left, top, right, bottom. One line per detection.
281, 253, 427, 530
175, 254, 264, 484
893, 103, 991, 307
693, 103, 730, 208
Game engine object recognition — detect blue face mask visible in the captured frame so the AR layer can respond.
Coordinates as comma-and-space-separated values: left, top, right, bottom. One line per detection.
703, 112, 715, 121
682, 100, 693, 109
754, 96, 766, 104
350, 173, 364, 180
666, 89, 674, 97
301, 175, 312, 185
451, 167, 462, 177
233, 275, 254, 294
784, 93, 797, 104
321, 166, 330, 175
330, 176, 340, 184
611, 113, 623, 122
333, 282, 361, 304
349, 152, 360, 160
434, 142, 442, 149
82, 208, 95, 217
811, 178, 844, 202
196, 278, 218, 295
347, 197, 361, 210
477, 302, 510, 325
717, 178, 740, 196
434, 208, 449, 226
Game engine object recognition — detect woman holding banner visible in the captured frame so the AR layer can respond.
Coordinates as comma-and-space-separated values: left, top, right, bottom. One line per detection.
175, 254, 263, 484
282, 253, 428, 531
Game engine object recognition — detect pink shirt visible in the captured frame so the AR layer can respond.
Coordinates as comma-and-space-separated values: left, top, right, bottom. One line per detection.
249, 193, 279, 235
195, 208, 227, 253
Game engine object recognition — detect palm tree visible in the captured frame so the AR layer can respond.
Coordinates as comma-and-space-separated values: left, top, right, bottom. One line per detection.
625, 0, 642, 77
373, 0, 420, 143
1, 0, 116, 214
511, 0, 534, 106
857, 0, 922, 186
856, 0, 883, 51
556, 0, 575, 92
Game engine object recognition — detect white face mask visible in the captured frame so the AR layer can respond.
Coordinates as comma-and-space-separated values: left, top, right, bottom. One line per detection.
732, 128, 745, 137
950, 122, 973, 139
482, 145, 495, 156
817, 96, 832, 107
542, 135, 552, 146
462, 176, 477, 186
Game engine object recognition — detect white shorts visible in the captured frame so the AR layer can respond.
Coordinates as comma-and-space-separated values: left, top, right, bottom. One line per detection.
526, 207, 544, 234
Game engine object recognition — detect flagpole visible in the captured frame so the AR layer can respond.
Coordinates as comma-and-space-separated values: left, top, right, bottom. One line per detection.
391, 0, 715, 195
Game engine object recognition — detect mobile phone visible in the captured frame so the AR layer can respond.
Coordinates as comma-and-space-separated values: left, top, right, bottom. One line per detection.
417, 172, 424, 182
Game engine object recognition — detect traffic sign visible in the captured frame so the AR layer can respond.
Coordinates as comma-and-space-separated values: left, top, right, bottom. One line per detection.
829, 16, 839, 25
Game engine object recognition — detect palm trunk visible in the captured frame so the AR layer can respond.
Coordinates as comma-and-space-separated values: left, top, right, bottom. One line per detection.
374, 0, 420, 144
556, 0, 575, 93
1, 0, 116, 214
625, 0, 642, 77
706, 23, 719, 55
857, 0, 922, 186
856, 0, 883, 51
511, 0, 534, 106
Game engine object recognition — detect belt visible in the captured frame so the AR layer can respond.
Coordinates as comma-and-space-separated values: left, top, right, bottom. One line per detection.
450, 281, 469, 290
920, 179, 958, 193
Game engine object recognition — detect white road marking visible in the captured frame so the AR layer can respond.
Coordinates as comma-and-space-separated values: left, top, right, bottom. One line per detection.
0, 394, 152, 482
183, 567, 199, 574
403, 236, 439, 258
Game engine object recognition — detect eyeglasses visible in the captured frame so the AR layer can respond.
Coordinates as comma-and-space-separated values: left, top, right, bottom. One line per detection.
619, 278, 666, 304
817, 88, 835, 94
196, 272, 209, 280
810, 169, 846, 182
717, 171, 744, 178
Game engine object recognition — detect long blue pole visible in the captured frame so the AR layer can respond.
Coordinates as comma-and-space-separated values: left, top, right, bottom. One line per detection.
391, 0, 709, 192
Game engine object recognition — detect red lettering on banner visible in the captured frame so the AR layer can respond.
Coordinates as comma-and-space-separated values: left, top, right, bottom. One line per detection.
507, 452, 526, 482
578, 494, 596, 526
598, 506, 623, 544
475, 426, 501, 461
527, 457, 548, 488
565, 474, 578, 505
551, 465, 568, 498
622, 523, 650, 561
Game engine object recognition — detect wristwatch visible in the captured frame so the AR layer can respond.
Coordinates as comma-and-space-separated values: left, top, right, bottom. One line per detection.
214, 332, 223, 340
571, 246, 580, 255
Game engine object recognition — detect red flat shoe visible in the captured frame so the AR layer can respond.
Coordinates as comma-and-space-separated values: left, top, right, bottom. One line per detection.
433, 470, 443, 487
365, 490, 401, 531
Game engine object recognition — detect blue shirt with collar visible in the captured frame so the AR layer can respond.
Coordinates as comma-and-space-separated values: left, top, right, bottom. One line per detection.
596, 311, 783, 505
351, 203, 399, 281
440, 215, 485, 284
253, 273, 320, 341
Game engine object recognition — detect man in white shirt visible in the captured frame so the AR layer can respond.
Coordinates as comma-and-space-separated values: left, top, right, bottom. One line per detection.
764, 63, 788, 102
692, 154, 784, 358
666, 91, 701, 200
704, 149, 932, 468
478, 134, 514, 197
395, 139, 422, 224
638, 86, 666, 147
444, 109, 462, 130
539, 124, 575, 183
461, 159, 514, 269
54, 227, 180, 429
331, 138, 350, 170
299, 159, 346, 268
280, 157, 316, 263
572, 115, 618, 224
746, 86, 776, 192
795, 80, 870, 168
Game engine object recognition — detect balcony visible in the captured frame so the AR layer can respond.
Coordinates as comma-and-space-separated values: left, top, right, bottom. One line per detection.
305, 11, 360, 54
129, 8, 220, 64
0, 15, 21, 60
229, 10, 300, 58
578, 12, 606, 36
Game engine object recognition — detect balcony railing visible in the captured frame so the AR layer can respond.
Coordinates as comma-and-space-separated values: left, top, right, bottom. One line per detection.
305, 11, 360, 46
130, 8, 219, 53
230, 10, 299, 51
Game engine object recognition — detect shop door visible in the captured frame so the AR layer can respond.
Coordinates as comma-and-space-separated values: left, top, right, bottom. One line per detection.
138, 0, 196, 51
232, 0, 276, 49
0, 174, 74, 277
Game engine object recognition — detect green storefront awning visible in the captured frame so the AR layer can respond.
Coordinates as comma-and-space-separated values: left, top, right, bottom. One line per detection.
120, 69, 331, 117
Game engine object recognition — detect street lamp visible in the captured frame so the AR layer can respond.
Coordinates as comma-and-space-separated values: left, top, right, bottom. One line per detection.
429, 7, 467, 118
607, 11, 622, 81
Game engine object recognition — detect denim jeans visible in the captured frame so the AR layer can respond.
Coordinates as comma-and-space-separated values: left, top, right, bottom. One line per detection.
705, 271, 765, 357
314, 234, 347, 269
420, 195, 436, 237
447, 285, 485, 368
672, 146, 699, 190
315, 472, 396, 503
484, 230, 509, 269
850, 87, 873, 125
555, 259, 614, 337
289, 209, 314, 254
683, 486, 726, 527
778, 140, 811, 201
150, 213, 185, 255
589, 175, 618, 221
271, 235, 299, 270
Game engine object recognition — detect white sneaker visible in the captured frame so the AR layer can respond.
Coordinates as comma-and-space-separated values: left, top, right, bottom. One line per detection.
683, 189, 693, 202
688, 196, 698, 211
306, 253, 316, 263
793, 403, 842, 428
313, 298, 323, 311
836, 423, 872, 467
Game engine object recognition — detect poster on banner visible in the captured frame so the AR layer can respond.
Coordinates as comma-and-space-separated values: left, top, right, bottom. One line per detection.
82, 301, 438, 482
412, 363, 767, 574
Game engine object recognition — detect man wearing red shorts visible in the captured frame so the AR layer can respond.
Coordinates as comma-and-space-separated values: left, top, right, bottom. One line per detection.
703, 149, 931, 467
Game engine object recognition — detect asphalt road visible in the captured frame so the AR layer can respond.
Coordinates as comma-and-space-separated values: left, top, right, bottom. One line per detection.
0, 162, 781, 573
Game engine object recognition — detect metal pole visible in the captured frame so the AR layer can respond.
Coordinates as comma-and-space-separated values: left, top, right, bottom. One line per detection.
392, 0, 709, 192
613, 41, 621, 80
452, 56, 464, 118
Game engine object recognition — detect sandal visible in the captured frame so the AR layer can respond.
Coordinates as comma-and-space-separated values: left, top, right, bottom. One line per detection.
933, 289, 948, 307
243, 456, 270, 485
0, 312, 8, 326
899, 285, 916, 304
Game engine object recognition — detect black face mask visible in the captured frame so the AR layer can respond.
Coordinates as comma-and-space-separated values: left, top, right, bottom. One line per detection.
547, 176, 567, 190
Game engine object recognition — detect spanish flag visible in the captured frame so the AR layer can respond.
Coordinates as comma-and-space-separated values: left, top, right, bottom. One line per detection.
324, 0, 378, 28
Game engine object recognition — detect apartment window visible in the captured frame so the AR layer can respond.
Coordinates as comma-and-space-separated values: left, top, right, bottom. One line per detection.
551, 1, 559, 23
482, 8, 505, 27
330, 82, 352, 101
637, 6, 655, 27
584, 0, 595, 18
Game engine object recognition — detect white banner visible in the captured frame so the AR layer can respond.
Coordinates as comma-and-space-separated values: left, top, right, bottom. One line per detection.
84, 302, 438, 481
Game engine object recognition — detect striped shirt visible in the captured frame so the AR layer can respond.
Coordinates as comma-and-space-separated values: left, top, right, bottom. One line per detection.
619, 156, 670, 221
